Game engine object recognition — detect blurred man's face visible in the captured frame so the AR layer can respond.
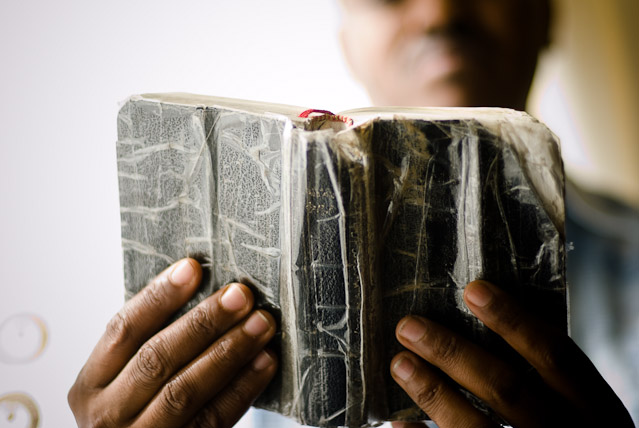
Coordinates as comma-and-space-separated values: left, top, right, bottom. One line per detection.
340, 0, 550, 110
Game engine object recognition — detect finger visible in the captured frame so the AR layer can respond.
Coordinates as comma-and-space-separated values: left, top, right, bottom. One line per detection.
396, 315, 557, 427
391, 351, 498, 428
101, 282, 254, 421
77, 258, 202, 389
464, 280, 632, 423
184, 349, 278, 428
131, 309, 276, 428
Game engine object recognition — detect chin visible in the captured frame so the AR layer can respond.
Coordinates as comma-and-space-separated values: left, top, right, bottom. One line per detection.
405, 82, 477, 108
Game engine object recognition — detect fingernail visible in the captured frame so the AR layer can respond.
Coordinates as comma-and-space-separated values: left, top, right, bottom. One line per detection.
220, 284, 247, 311
393, 357, 415, 381
244, 311, 270, 336
465, 281, 493, 307
252, 350, 274, 371
398, 317, 427, 342
169, 259, 194, 286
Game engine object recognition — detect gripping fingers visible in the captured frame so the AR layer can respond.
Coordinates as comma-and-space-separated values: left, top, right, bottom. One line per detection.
68, 259, 202, 427
391, 352, 498, 428
71, 259, 201, 391
463, 280, 575, 379
396, 315, 558, 427
101, 282, 255, 421
463, 280, 633, 425
132, 310, 277, 428
185, 349, 278, 428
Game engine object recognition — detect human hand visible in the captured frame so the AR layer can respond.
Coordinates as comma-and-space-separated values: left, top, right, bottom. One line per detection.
390, 280, 633, 428
68, 258, 278, 428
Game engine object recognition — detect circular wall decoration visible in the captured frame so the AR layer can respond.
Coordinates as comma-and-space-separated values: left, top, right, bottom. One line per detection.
0, 392, 40, 428
0, 314, 48, 364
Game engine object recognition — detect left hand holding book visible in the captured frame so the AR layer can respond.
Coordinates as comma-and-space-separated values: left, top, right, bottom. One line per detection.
68, 258, 278, 428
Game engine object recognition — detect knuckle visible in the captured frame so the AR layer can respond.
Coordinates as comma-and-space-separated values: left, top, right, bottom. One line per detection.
73, 407, 116, 428
105, 312, 131, 349
187, 305, 217, 337
220, 384, 248, 410
141, 282, 167, 310
160, 376, 195, 416
537, 335, 574, 372
486, 371, 525, 409
413, 381, 444, 410
135, 341, 169, 384
430, 332, 459, 363
210, 337, 242, 368
197, 382, 255, 428
85, 411, 116, 428
223, 386, 245, 406
495, 302, 523, 332
67, 386, 119, 428
192, 406, 222, 428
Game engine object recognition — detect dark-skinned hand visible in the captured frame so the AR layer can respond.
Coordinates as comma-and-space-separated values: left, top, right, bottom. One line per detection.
390, 280, 633, 428
68, 258, 278, 428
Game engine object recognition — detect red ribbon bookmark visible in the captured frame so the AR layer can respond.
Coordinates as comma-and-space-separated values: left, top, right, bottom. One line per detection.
298, 109, 354, 126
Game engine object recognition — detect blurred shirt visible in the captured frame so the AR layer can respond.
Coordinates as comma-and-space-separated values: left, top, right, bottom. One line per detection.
566, 182, 639, 423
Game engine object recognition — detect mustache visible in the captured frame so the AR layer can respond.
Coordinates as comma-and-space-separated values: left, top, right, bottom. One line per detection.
428, 17, 485, 38
401, 21, 496, 65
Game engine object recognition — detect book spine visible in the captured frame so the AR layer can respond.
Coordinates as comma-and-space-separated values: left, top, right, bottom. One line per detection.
282, 126, 376, 427
294, 130, 351, 426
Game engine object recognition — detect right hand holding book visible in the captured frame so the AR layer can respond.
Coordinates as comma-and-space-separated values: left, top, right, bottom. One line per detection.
390, 280, 633, 428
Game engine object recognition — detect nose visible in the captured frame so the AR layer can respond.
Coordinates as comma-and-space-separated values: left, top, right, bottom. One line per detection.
401, 0, 471, 32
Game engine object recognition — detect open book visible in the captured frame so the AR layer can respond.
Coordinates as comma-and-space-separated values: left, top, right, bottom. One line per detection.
116, 93, 567, 427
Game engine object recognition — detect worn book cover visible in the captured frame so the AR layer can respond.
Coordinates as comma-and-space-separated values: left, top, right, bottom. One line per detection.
116, 93, 567, 427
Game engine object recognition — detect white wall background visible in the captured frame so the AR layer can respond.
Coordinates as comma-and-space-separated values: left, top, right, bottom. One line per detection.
1, 0, 636, 427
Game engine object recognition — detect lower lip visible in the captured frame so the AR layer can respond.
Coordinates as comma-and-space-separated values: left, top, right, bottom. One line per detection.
413, 47, 467, 82
402, 36, 478, 80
